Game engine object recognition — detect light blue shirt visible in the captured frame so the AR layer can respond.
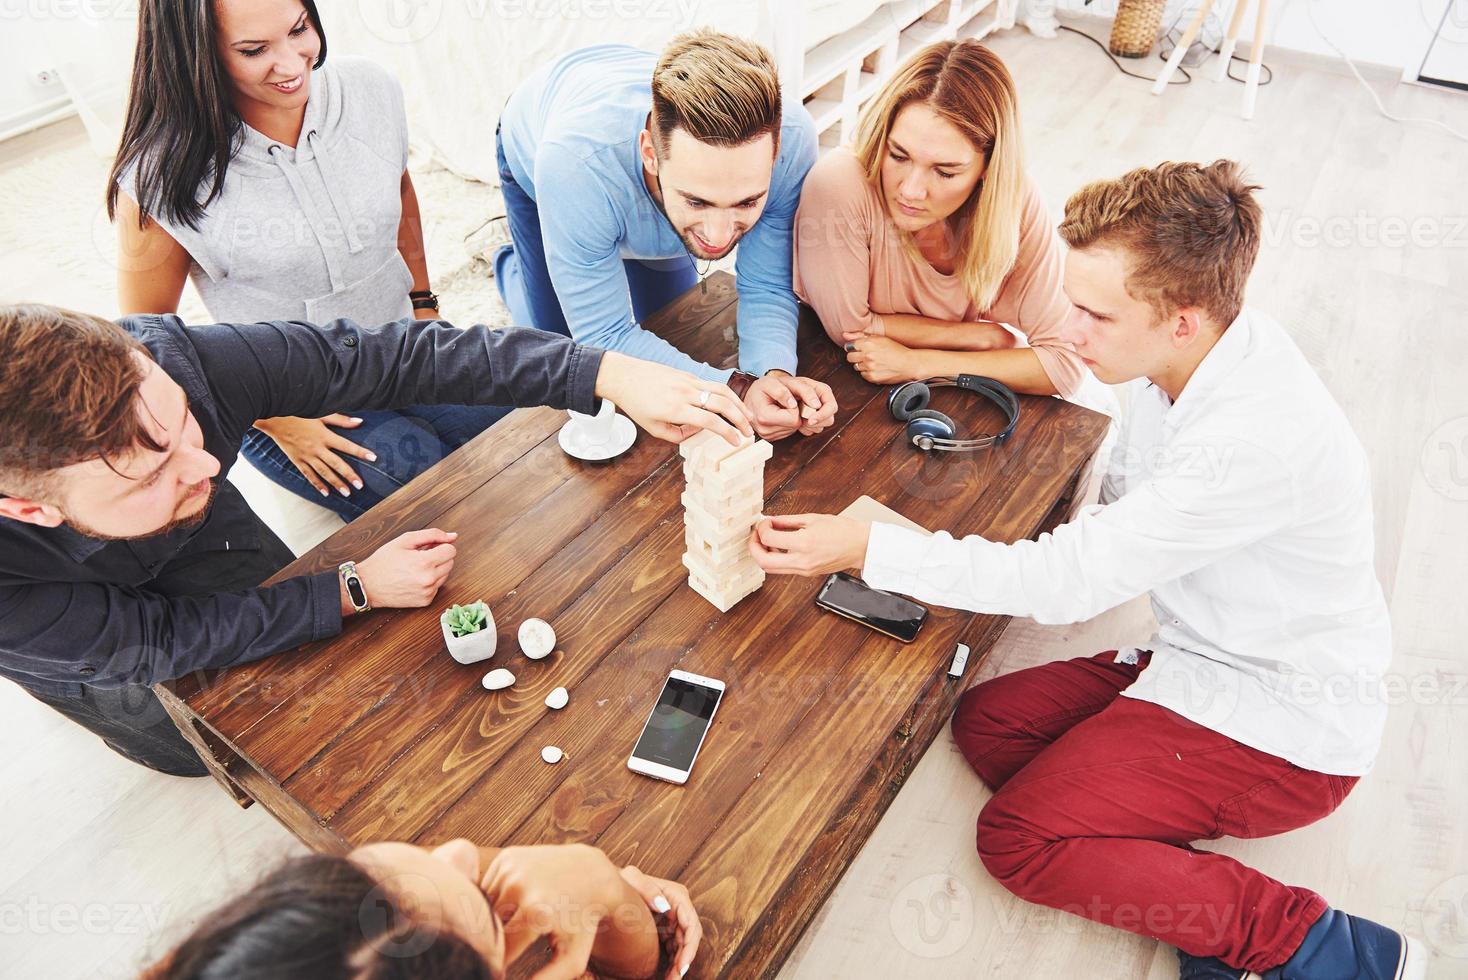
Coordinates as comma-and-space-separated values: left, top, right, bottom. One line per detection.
499, 44, 818, 382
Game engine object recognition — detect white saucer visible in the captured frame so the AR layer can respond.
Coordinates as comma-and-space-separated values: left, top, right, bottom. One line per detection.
558, 412, 637, 461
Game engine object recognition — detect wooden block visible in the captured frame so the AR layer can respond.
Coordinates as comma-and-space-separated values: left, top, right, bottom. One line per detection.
677, 429, 724, 462
713, 437, 773, 475
685, 526, 756, 567
683, 541, 764, 587
718, 561, 765, 594
684, 535, 761, 577
684, 461, 764, 500
685, 467, 764, 511
683, 490, 761, 535
683, 549, 761, 584
685, 518, 755, 554
683, 487, 761, 525
678, 430, 755, 471
686, 567, 763, 613
687, 494, 762, 533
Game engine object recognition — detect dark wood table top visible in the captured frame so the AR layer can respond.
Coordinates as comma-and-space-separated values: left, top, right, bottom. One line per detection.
160, 272, 1110, 979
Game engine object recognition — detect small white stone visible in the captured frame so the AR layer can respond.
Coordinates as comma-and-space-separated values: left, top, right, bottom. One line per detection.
480, 668, 516, 691
544, 686, 569, 710
541, 745, 563, 764
518, 618, 557, 660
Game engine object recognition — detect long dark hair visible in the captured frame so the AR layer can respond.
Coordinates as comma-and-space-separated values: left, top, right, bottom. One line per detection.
143, 853, 500, 980
106, 0, 328, 231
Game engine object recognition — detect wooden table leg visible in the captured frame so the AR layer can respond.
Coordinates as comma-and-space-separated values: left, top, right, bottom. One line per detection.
1242, 0, 1270, 119
1214, 0, 1251, 81
1152, 0, 1218, 94
154, 682, 254, 808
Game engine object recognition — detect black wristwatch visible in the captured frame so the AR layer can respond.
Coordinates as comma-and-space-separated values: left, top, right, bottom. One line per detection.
409, 289, 439, 311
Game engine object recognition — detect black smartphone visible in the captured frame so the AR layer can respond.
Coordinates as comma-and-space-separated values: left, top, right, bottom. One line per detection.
815, 572, 928, 643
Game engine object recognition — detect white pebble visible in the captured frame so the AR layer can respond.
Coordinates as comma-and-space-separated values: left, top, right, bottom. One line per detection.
544, 686, 569, 710
541, 745, 563, 764
480, 668, 516, 691
518, 618, 557, 660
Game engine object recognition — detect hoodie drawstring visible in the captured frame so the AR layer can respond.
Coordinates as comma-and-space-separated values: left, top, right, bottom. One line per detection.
266, 131, 365, 293
307, 130, 365, 256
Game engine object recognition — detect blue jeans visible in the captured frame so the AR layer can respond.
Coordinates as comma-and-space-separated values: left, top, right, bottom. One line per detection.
242, 402, 512, 521
494, 125, 697, 336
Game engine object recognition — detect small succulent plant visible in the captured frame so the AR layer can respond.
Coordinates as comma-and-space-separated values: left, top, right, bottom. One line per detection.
445, 602, 489, 637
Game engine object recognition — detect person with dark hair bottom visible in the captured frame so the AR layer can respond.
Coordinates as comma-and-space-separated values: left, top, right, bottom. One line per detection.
143, 840, 700, 979
748, 161, 1427, 979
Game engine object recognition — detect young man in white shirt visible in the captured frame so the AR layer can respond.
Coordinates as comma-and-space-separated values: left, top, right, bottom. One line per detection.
750, 161, 1424, 979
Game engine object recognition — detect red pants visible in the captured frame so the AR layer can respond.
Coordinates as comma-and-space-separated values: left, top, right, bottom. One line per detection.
954, 650, 1358, 972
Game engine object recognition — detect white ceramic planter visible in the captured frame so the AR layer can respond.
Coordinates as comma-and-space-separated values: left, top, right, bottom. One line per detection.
441, 602, 497, 665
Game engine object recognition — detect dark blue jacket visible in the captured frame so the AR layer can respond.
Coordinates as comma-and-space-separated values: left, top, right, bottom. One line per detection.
0, 314, 603, 697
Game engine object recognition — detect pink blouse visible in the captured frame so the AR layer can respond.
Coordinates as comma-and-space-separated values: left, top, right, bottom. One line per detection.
793, 147, 1086, 397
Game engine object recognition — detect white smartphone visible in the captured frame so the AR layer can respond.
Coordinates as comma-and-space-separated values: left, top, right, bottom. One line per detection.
627, 669, 726, 785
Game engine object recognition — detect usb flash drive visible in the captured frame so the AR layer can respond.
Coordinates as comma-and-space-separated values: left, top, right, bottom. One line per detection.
947, 642, 971, 678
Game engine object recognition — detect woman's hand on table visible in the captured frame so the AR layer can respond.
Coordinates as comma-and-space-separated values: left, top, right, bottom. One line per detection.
843, 334, 925, 385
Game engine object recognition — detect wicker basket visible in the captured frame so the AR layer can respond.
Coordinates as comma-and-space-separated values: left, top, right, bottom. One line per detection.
1109, 0, 1167, 58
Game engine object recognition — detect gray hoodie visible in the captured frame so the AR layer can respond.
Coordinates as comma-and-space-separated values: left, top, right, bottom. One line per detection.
126, 56, 413, 326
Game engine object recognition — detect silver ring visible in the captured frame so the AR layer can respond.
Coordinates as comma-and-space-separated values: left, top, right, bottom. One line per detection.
697, 389, 711, 408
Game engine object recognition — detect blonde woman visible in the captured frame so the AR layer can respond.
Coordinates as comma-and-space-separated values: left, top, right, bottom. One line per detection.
794, 39, 1086, 397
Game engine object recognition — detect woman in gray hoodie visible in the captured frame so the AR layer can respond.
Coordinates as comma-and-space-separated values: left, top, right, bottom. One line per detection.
107, 0, 512, 519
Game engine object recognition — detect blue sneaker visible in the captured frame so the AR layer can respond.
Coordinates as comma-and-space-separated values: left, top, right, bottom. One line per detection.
1176, 950, 1255, 979
1262, 908, 1427, 980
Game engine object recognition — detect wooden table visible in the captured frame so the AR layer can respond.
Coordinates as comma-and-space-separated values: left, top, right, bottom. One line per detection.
157, 272, 1109, 978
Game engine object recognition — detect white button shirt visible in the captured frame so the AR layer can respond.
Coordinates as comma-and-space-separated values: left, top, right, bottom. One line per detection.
862, 308, 1392, 775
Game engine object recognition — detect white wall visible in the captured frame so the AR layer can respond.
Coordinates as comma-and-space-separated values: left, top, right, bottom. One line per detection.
0, 17, 69, 134
1049, 0, 1452, 73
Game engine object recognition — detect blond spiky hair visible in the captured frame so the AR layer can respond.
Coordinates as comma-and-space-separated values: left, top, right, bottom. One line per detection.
651, 29, 782, 153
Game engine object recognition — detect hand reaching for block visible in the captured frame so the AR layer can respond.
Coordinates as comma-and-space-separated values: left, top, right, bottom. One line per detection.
593, 351, 754, 447
744, 372, 838, 440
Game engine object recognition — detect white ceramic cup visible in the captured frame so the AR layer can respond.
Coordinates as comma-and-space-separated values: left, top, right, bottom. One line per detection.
568, 398, 617, 446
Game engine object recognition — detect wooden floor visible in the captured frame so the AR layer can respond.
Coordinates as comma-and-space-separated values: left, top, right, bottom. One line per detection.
2, 23, 1466, 979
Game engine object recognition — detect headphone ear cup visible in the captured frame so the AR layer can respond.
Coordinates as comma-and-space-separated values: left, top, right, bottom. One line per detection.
887, 381, 931, 422
905, 409, 957, 449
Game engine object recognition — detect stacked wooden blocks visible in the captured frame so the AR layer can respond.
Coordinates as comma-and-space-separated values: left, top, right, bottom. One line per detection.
679, 430, 774, 612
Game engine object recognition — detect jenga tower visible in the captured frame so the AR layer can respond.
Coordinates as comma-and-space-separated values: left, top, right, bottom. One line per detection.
678, 430, 774, 612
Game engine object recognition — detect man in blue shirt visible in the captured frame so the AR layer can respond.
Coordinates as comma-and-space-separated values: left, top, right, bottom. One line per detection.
495, 31, 838, 441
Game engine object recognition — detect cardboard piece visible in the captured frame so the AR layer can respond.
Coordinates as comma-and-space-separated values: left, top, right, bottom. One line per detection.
837, 495, 932, 536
